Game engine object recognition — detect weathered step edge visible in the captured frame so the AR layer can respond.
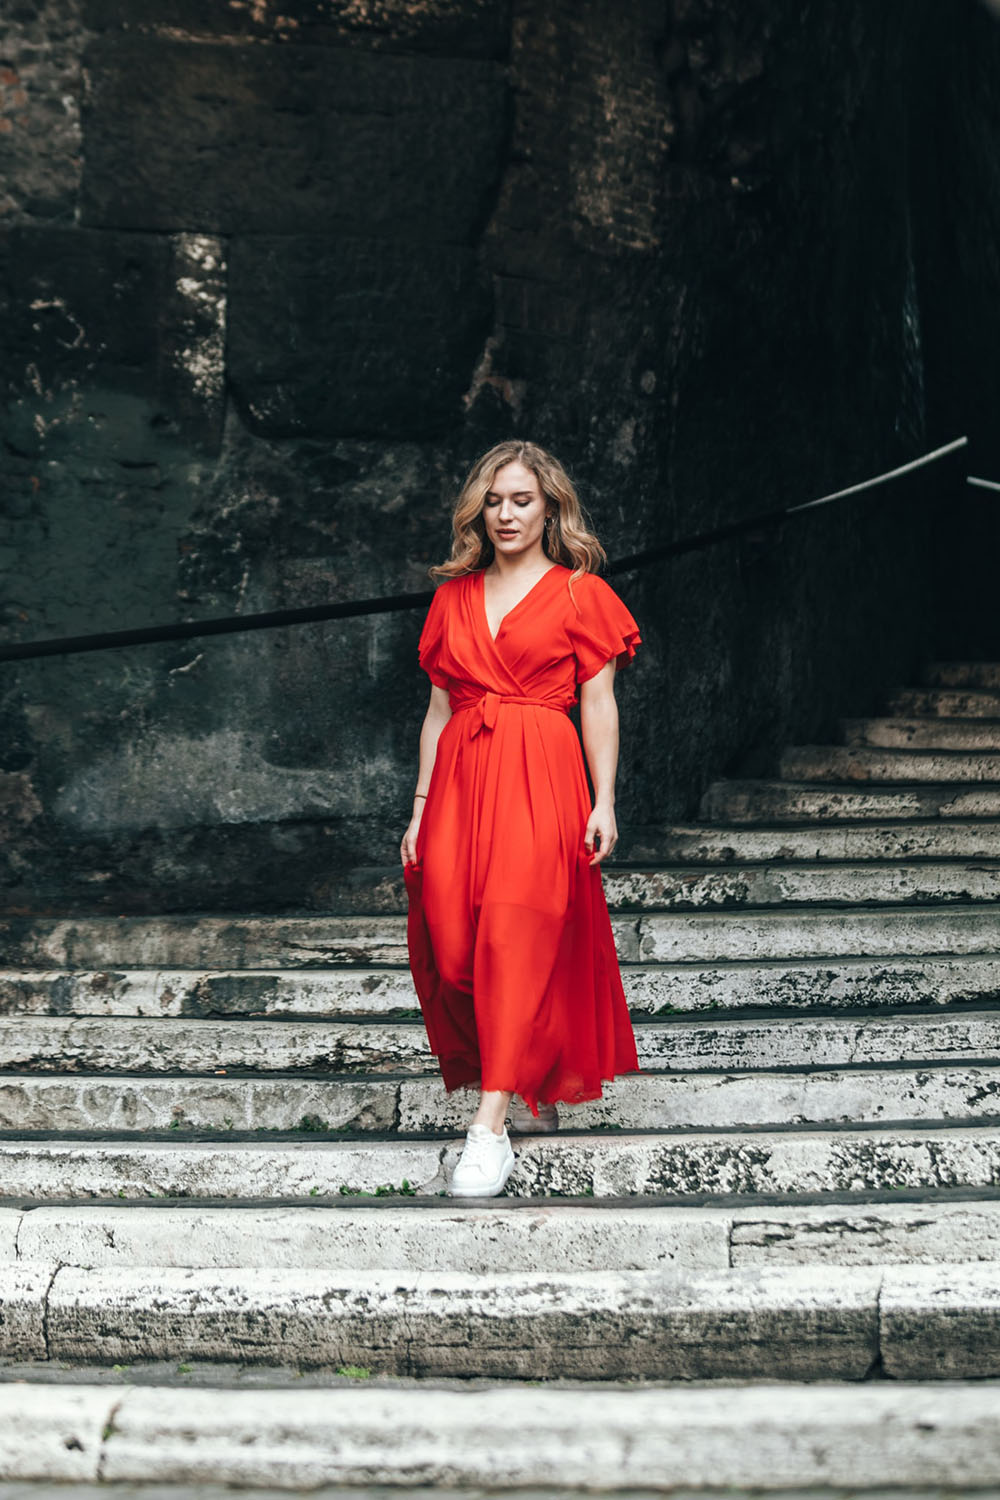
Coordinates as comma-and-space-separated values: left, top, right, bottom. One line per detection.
6, 1008, 1000, 1076
4, 1260, 1000, 1380
9, 1380, 1000, 1489
1, 1123, 999, 1200
6, 952, 1000, 1017
8, 1197, 1000, 1272
4, 1062, 1000, 1135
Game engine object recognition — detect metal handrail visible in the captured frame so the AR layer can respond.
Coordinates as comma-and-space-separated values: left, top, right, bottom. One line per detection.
0, 435, 968, 664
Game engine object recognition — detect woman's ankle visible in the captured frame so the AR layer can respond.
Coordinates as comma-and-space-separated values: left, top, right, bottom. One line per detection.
471, 1089, 512, 1135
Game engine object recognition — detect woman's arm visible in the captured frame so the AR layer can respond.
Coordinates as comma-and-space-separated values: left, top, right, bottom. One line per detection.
401, 684, 452, 865
579, 660, 619, 866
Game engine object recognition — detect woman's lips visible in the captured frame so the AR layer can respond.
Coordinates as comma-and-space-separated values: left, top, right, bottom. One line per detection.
497, 530, 518, 537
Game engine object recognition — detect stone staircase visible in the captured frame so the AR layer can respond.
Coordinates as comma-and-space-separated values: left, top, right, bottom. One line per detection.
4, 659, 1000, 1486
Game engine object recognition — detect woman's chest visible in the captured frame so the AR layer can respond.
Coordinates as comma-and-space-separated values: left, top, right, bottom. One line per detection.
441, 570, 577, 689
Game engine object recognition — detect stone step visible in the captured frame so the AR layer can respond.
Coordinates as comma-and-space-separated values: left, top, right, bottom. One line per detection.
3, 1059, 1000, 1134
4, 1203, 729, 1273
9, 1197, 1000, 1272
0, 1260, 902, 1379
5, 1009, 1000, 1077
843, 716, 1000, 751
9, 1381, 1000, 1490
780, 746, 1000, 783
6, 950, 1000, 1018
2, 1123, 998, 1199
0, 912, 632, 969
229, 856, 1000, 915
700, 778, 1000, 822
610, 860, 1000, 909
636, 818, 1000, 861
8, 859, 1000, 949
0, 967, 426, 1018
636, 904, 1000, 962
6, 903, 1000, 972
9, 1257, 1000, 1380
924, 661, 1000, 690
404, 1063, 1000, 1134
888, 686, 1000, 718
0, 915, 433, 969
625, 953, 1000, 1014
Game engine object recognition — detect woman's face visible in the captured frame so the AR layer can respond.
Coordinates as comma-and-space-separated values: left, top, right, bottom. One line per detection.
481, 460, 552, 560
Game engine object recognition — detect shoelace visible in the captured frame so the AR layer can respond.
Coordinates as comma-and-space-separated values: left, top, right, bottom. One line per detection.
461, 1130, 505, 1164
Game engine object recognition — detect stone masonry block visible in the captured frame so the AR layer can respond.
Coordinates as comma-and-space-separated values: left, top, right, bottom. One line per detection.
228, 235, 492, 437
46, 1264, 879, 1379
82, 0, 511, 59
80, 38, 508, 238
0, 226, 225, 450
14, 1203, 730, 1273
0, 1264, 52, 1359
97, 1384, 1000, 1490
0, 1383, 111, 1482
881, 1262, 1000, 1378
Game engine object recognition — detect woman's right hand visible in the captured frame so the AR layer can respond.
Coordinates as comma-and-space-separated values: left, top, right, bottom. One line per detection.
401, 806, 423, 866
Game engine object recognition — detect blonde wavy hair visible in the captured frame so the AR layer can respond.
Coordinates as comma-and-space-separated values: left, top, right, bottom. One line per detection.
429, 441, 607, 596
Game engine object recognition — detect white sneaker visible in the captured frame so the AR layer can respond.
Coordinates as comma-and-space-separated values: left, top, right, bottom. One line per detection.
449, 1122, 516, 1197
508, 1097, 559, 1134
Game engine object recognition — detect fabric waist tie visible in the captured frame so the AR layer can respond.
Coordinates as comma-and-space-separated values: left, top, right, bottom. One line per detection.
457, 692, 569, 738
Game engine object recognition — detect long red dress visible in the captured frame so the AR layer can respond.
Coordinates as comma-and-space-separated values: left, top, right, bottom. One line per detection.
403, 562, 642, 1116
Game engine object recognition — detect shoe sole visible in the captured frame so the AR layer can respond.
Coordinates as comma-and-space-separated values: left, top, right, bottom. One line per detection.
447, 1150, 516, 1198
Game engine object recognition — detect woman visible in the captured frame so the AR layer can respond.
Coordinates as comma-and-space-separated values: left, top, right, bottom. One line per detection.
400, 440, 642, 1198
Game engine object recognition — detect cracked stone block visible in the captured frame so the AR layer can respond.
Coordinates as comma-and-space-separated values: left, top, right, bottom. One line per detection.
881, 1262, 1000, 1378
0, 1209, 24, 1262
0, 1383, 111, 1481
0, 1264, 53, 1359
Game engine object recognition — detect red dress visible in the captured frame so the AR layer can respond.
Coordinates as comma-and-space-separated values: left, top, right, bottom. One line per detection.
403, 563, 642, 1116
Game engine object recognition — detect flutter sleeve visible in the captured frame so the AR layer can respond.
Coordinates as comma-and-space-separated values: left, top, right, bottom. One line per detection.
417, 583, 451, 689
567, 572, 642, 684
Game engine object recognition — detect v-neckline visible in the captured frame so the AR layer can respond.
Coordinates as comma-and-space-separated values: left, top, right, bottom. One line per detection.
478, 564, 563, 644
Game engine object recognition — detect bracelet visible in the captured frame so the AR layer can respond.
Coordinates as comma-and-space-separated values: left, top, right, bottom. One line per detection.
413, 792, 427, 800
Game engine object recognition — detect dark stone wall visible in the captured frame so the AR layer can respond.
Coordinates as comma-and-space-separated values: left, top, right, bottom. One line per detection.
0, 0, 991, 913
909, 2, 1000, 657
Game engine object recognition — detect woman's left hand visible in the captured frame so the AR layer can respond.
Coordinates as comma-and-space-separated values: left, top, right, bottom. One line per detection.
584, 801, 618, 865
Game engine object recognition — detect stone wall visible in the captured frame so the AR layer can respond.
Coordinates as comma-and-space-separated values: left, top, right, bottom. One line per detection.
0, 0, 988, 912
